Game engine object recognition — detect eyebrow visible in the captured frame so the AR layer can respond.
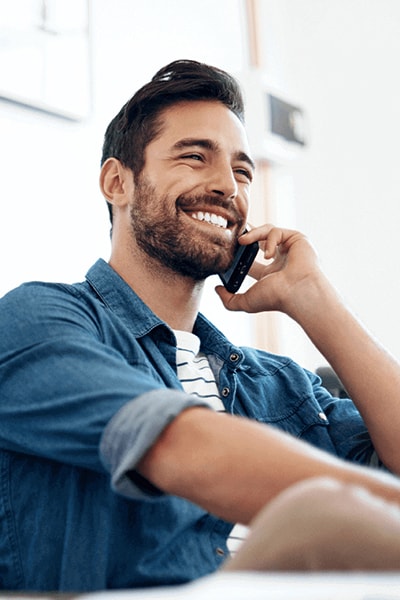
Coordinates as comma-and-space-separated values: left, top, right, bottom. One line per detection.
172, 138, 256, 171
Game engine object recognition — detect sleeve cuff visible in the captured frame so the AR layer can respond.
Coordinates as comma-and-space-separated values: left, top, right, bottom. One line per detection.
99, 388, 211, 500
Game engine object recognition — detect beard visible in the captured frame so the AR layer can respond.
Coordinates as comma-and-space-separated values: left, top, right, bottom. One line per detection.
129, 176, 244, 280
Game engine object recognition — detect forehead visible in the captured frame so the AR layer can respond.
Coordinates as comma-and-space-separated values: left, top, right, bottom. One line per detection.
150, 100, 251, 156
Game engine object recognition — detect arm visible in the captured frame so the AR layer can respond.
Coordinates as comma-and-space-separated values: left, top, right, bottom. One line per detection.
216, 225, 400, 474
138, 405, 400, 525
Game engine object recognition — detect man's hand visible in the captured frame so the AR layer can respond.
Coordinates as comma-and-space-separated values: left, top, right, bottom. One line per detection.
217, 223, 400, 475
215, 224, 323, 318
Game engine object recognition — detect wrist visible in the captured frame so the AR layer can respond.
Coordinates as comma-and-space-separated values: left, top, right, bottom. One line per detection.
284, 270, 340, 326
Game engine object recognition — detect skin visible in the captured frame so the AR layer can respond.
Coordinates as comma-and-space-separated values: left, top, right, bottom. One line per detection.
100, 99, 400, 526
224, 477, 400, 571
101, 100, 254, 331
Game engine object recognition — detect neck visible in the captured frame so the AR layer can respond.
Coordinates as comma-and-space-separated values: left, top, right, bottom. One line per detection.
109, 243, 205, 332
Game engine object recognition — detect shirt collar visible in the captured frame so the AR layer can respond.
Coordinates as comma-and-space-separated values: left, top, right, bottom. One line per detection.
85, 259, 243, 362
85, 259, 164, 338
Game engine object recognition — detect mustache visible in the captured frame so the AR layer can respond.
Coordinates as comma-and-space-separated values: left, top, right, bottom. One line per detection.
176, 193, 243, 225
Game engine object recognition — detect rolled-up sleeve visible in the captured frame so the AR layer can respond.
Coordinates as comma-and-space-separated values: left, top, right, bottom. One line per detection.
100, 389, 210, 499
0, 282, 209, 479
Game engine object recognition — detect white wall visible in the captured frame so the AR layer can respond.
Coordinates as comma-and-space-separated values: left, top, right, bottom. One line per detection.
255, 0, 400, 368
2, 0, 400, 368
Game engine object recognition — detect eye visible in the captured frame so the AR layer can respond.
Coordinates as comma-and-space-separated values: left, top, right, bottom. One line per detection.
234, 167, 253, 182
181, 153, 204, 161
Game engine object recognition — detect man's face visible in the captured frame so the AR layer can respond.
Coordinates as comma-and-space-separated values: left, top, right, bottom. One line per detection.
129, 100, 255, 280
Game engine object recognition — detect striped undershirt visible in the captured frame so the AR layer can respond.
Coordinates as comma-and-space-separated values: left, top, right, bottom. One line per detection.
174, 329, 249, 556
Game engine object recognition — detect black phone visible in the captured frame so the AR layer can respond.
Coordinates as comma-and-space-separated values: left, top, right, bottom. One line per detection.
219, 232, 259, 293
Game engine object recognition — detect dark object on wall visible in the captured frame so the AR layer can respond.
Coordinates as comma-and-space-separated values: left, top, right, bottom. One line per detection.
269, 94, 306, 146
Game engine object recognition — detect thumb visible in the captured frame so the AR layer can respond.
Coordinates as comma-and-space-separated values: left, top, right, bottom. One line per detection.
214, 285, 251, 313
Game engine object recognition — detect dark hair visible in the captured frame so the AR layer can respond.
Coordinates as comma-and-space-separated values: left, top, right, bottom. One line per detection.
100, 59, 245, 224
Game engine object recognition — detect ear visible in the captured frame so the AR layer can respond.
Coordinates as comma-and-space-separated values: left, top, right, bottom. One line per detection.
99, 158, 134, 208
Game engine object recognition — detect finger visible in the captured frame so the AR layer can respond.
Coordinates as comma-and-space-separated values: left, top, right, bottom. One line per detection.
240, 225, 290, 260
248, 259, 269, 280
261, 227, 287, 259
238, 224, 274, 245
215, 285, 254, 313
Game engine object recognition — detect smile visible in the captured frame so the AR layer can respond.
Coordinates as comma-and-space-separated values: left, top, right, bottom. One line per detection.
190, 211, 228, 229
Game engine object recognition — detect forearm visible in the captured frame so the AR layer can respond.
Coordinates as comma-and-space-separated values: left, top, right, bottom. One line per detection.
288, 273, 400, 473
220, 225, 400, 474
137, 407, 400, 524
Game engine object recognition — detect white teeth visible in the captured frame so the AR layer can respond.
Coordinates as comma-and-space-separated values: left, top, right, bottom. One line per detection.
190, 211, 228, 229
210, 213, 219, 225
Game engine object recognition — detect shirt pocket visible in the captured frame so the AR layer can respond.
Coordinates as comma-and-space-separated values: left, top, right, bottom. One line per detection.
234, 357, 331, 439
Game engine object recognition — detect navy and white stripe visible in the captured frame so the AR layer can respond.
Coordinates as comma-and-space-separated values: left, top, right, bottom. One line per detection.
174, 330, 224, 412
173, 330, 249, 554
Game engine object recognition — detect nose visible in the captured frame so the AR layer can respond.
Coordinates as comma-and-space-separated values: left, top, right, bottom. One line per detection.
205, 160, 238, 199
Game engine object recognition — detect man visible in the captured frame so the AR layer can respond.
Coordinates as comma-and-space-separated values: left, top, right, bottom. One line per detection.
1, 59, 400, 592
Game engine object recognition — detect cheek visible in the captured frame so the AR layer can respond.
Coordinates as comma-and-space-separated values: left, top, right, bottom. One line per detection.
153, 176, 196, 200
169, 166, 210, 193
238, 188, 251, 212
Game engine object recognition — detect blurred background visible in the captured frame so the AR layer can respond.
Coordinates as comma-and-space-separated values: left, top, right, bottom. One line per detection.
1, 0, 399, 372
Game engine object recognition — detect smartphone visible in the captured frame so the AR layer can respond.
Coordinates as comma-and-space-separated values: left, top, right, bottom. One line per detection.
219, 232, 259, 293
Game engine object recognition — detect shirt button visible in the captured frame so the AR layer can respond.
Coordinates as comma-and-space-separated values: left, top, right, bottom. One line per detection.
229, 352, 240, 362
216, 547, 225, 556
221, 387, 230, 397
318, 412, 328, 421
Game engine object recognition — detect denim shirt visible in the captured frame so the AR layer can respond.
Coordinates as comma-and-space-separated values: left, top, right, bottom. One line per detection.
0, 259, 379, 591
